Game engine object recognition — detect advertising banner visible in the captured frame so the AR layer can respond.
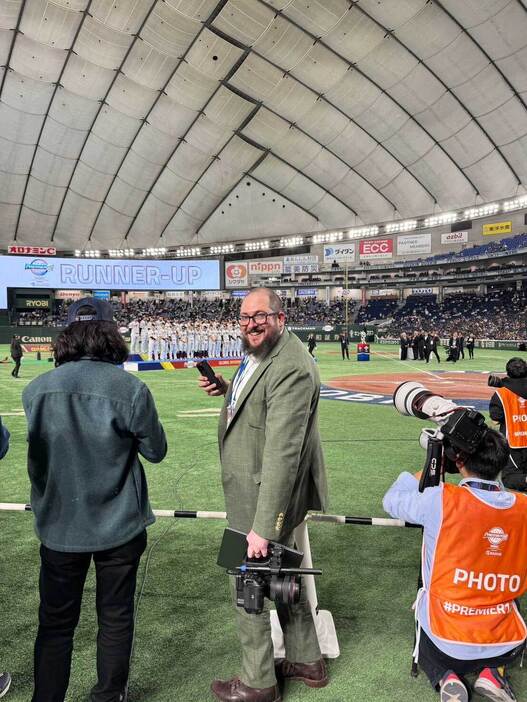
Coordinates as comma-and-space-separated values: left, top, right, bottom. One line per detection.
369, 289, 398, 297
248, 260, 283, 275
16, 297, 50, 309
296, 288, 317, 297
225, 262, 248, 288
284, 255, 319, 274
396, 233, 431, 256
55, 289, 84, 300
231, 290, 250, 297
0, 256, 220, 308
93, 290, 111, 300
359, 238, 393, 260
411, 288, 434, 295
8, 245, 56, 256
482, 221, 512, 236
323, 243, 355, 263
441, 231, 468, 245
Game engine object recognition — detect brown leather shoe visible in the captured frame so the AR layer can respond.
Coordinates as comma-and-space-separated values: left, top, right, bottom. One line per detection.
211, 677, 281, 702
276, 658, 328, 688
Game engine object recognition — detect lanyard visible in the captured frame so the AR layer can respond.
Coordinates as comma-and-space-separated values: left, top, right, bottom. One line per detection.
229, 356, 251, 409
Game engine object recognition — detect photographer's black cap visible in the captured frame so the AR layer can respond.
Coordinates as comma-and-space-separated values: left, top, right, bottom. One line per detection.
67, 297, 114, 325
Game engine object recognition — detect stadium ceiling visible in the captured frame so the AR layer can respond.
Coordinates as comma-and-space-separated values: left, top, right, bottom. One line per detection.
1, 0, 527, 251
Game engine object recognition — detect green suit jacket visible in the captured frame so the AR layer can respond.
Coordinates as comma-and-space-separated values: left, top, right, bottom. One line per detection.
218, 329, 328, 541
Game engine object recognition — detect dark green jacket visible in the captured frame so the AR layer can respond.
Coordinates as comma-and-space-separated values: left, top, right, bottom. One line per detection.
219, 329, 327, 541
22, 360, 167, 552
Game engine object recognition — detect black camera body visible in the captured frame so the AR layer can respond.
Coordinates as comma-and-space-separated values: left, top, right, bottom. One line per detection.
217, 528, 321, 615
234, 544, 306, 615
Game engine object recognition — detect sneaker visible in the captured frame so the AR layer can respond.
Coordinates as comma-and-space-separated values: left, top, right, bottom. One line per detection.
440, 671, 468, 702
0, 673, 11, 698
474, 667, 516, 702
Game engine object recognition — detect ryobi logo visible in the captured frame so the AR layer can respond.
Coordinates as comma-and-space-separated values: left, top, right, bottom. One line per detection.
26, 299, 49, 307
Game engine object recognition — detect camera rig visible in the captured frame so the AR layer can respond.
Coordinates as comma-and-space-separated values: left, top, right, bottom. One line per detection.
230, 544, 322, 615
393, 381, 488, 491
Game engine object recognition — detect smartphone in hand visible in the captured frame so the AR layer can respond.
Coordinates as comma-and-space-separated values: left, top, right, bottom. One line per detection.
196, 360, 221, 386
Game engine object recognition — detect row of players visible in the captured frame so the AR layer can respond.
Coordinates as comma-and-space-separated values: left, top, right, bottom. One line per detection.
127, 319, 243, 359
400, 330, 476, 362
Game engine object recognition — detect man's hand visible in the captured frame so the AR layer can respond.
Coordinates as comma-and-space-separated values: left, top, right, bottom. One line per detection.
246, 530, 269, 559
198, 373, 227, 397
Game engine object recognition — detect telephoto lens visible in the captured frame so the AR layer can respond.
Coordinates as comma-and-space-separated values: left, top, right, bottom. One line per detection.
393, 381, 458, 423
487, 374, 504, 388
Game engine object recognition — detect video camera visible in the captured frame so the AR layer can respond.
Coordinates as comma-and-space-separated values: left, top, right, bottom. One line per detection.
393, 381, 488, 491
217, 528, 321, 615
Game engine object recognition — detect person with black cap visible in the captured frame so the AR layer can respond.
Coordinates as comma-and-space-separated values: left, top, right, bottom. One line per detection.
22, 297, 167, 702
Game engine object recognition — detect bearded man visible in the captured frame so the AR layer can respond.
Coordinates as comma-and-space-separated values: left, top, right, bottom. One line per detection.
199, 288, 328, 702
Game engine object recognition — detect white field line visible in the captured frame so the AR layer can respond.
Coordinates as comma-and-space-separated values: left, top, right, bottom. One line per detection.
371, 349, 451, 382
178, 408, 222, 414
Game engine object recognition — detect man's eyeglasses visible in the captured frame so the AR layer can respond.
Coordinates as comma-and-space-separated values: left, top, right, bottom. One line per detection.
238, 312, 278, 326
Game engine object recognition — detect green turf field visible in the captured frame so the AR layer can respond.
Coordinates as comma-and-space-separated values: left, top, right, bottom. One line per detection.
0, 343, 524, 701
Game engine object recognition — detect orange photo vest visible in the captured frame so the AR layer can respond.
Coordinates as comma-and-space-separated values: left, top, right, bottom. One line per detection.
428, 483, 527, 646
496, 387, 527, 448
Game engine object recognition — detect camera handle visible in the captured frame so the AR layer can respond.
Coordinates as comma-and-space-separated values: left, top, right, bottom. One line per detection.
419, 436, 445, 492
229, 565, 322, 576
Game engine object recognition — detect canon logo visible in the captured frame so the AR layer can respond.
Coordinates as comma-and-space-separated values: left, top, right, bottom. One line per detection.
21, 336, 52, 343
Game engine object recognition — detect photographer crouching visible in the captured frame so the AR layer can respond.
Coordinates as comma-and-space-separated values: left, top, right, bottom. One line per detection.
383, 412, 527, 702
22, 298, 167, 702
489, 358, 527, 492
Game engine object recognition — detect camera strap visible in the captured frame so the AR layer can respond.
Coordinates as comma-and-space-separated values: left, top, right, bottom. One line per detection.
462, 480, 501, 492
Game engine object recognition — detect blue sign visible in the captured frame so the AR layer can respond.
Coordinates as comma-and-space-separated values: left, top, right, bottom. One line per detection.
296, 288, 317, 297
93, 290, 111, 300
231, 290, 249, 297
0, 256, 220, 308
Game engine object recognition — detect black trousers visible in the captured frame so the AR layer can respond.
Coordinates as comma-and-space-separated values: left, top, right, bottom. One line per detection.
11, 357, 21, 377
468, 346, 474, 359
418, 629, 524, 689
341, 344, 349, 359
429, 348, 440, 363
32, 530, 147, 702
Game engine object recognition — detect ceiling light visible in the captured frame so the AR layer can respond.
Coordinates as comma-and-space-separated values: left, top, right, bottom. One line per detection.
279, 236, 304, 247
312, 232, 344, 244
386, 220, 417, 234
464, 204, 499, 219
424, 213, 458, 227
503, 196, 527, 212
348, 226, 379, 239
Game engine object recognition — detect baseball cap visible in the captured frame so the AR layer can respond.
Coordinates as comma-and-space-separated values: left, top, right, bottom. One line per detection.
67, 297, 115, 324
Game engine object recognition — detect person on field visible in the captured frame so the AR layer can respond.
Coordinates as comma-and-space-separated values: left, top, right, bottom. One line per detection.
23, 298, 167, 702
384, 428, 526, 702
199, 288, 328, 702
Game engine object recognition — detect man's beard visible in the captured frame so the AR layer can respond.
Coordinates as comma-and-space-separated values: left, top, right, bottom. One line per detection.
242, 326, 281, 359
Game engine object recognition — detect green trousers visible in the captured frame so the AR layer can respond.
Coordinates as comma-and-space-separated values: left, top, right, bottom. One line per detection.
230, 567, 321, 688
